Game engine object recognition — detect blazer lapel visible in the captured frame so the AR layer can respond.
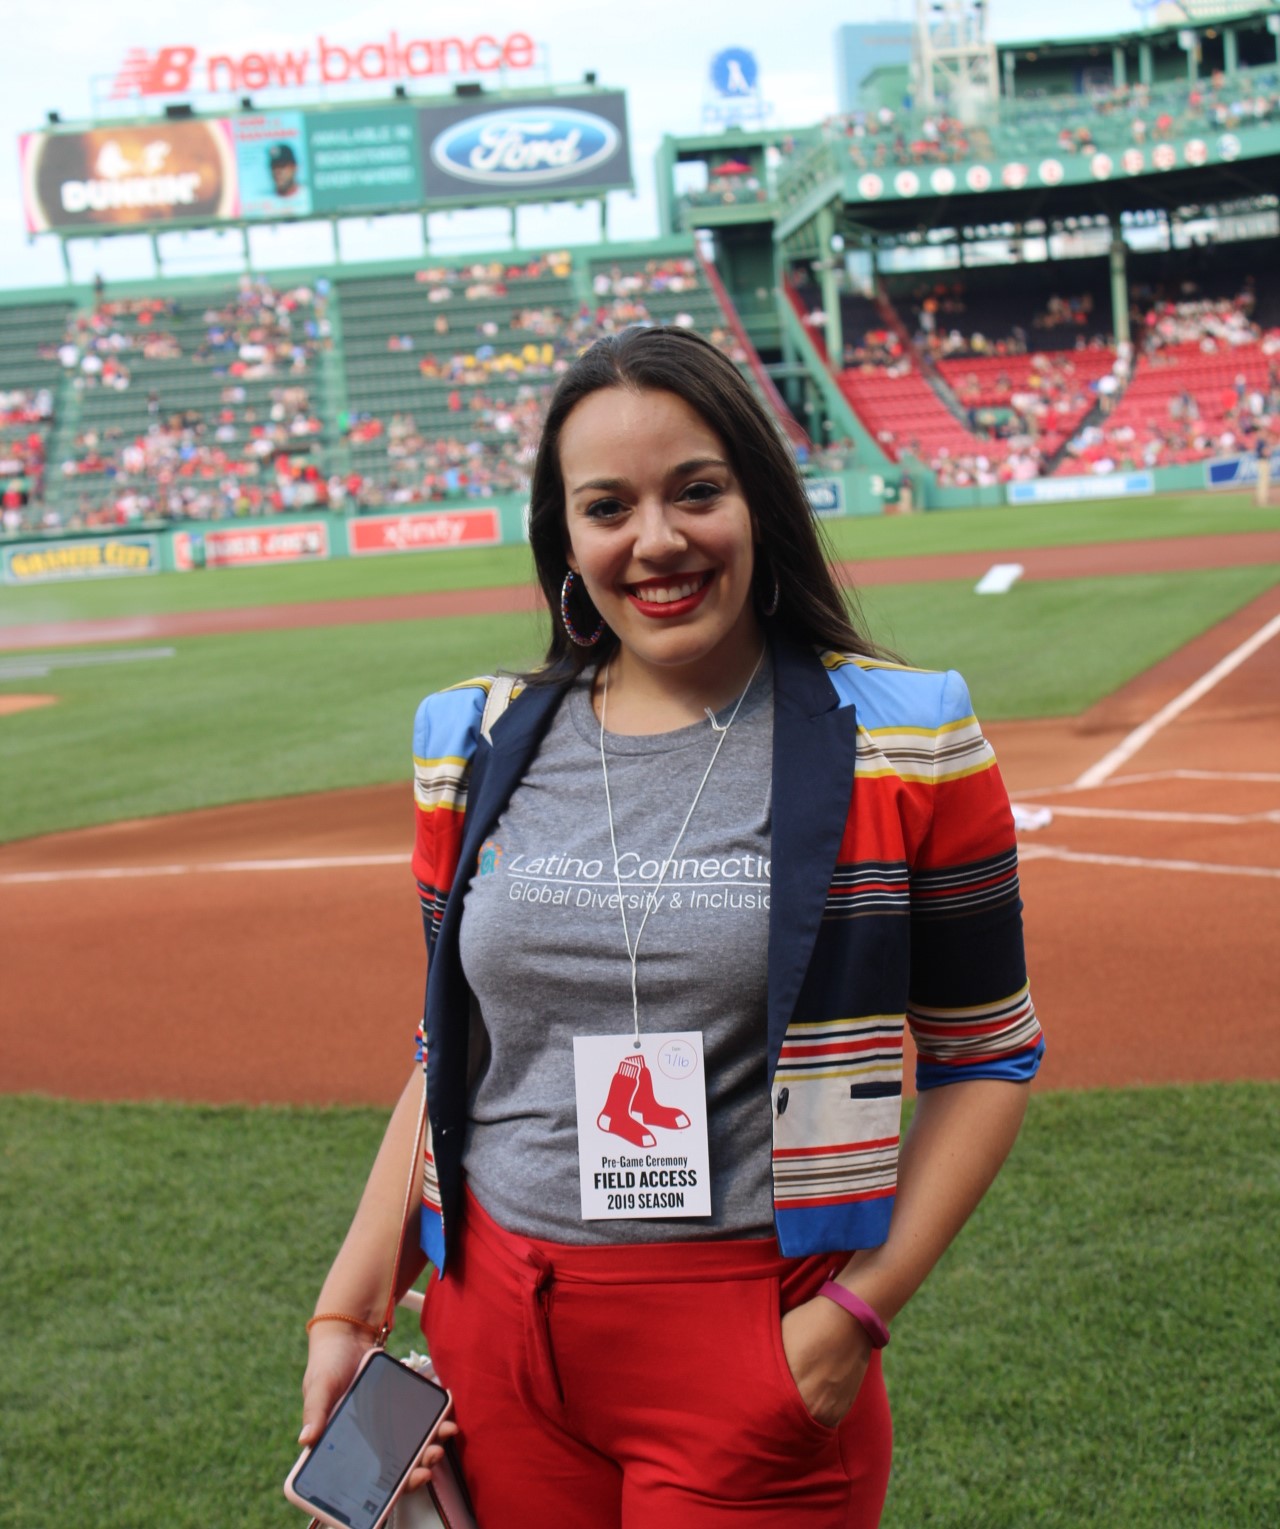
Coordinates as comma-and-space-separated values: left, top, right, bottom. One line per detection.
767, 636, 859, 1075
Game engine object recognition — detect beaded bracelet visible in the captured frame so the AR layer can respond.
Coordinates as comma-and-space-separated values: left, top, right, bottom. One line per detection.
817, 1280, 890, 1349
306, 1311, 382, 1338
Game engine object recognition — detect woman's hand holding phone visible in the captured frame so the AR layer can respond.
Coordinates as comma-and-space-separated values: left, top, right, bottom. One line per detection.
300, 1322, 371, 1450
781, 1296, 872, 1429
299, 1325, 459, 1493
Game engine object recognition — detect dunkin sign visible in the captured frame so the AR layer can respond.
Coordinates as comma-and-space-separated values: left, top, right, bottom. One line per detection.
20, 122, 234, 231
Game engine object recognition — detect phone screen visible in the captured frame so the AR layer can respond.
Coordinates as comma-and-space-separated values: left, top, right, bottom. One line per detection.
291, 1353, 450, 1529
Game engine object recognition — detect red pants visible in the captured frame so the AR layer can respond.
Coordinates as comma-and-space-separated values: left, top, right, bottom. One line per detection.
421, 1189, 892, 1528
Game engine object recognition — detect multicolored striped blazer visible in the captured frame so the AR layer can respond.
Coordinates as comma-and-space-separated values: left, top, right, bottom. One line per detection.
411, 633, 1043, 1272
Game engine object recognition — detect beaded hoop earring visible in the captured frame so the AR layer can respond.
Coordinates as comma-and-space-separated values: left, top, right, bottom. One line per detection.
560, 570, 607, 647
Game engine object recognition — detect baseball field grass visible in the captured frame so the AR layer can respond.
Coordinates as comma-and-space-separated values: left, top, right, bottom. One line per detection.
2, 1084, 1276, 1528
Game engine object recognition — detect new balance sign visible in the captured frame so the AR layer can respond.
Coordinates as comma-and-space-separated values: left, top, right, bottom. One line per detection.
108, 32, 535, 98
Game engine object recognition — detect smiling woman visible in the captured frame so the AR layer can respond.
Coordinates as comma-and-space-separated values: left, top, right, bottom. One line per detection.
300, 325, 1045, 1529
558, 386, 761, 731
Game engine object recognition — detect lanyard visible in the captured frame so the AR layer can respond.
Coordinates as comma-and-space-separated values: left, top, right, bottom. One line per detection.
598, 647, 765, 1047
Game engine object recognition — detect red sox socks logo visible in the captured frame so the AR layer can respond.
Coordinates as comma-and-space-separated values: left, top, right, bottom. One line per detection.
596, 1054, 691, 1149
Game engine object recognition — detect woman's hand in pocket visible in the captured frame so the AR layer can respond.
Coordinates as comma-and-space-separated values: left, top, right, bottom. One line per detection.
781, 1296, 872, 1428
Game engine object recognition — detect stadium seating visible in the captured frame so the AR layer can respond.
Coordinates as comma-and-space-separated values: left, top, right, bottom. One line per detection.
44, 281, 330, 527
0, 301, 70, 529
935, 350, 1117, 461
337, 253, 578, 507
0, 246, 785, 532
335, 251, 751, 509
790, 280, 1035, 481
779, 61, 1280, 187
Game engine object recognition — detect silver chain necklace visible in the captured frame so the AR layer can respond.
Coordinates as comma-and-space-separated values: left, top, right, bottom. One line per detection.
598, 646, 766, 1048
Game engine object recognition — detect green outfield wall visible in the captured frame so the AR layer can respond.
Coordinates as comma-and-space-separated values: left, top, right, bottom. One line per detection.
0, 470, 900, 584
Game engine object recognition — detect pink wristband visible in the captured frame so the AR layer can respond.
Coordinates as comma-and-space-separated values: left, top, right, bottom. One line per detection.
817, 1280, 890, 1349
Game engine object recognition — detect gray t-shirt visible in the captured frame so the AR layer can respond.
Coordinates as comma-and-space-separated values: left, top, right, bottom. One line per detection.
457, 658, 776, 1243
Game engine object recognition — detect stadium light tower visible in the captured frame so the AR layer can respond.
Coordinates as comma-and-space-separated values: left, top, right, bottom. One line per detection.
913, 0, 998, 120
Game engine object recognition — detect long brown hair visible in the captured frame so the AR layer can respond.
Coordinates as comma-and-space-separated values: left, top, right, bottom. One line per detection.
527, 325, 884, 680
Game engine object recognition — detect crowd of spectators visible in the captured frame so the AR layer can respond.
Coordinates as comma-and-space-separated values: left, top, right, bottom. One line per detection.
0, 388, 54, 508
412, 251, 574, 303
773, 62, 1280, 210
1060, 405, 1280, 475
1138, 280, 1262, 351
38, 278, 330, 396
682, 173, 768, 207
902, 280, 1108, 359
833, 108, 987, 171
946, 351, 1113, 441
40, 382, 324, 532
1055, 279, 1280, 473
338, 259, 746, 507
1040, 68, 1280, 150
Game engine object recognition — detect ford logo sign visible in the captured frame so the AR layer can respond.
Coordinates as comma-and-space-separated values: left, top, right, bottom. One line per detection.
430, 106, 620, 186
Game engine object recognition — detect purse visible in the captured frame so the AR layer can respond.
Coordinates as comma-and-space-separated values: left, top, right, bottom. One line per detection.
391, 1092, 479, 1529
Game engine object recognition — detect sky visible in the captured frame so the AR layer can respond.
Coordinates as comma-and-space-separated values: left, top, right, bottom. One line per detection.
0, 0, 1142, 291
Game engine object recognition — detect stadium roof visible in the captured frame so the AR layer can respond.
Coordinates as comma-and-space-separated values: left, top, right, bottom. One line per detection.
1001, 3, 1280, 54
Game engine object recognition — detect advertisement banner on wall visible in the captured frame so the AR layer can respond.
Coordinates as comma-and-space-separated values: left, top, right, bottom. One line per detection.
1204, 452, 1280, 488
804, 477, 844, 517
172, 521, 329, 569
1006, 471, 1154, 505
307, 107, 423, 211
3, 535, 160, 583
19, 121, 237, 232
419, 91, 631, 201
232, 112, 312, 218
348, 508, 501, 555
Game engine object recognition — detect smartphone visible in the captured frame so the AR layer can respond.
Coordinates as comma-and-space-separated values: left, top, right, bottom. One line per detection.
284, 1349, 453, 1529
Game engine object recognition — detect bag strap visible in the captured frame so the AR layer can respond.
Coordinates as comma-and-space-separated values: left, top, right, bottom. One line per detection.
376, 1082, 428, 1345
479, 673, 518, 744
379, 674, 516, 1340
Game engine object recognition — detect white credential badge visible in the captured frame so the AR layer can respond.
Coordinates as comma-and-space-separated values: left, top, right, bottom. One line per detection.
574, 1033, 712, 1219
577, 648, 764, 1223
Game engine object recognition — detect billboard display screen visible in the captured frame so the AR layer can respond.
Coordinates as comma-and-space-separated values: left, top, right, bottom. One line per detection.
19, 90, 630, 234
307, 107, 423, 211
232, 112, 313, 218
19, 121, 236, 232
419, 91, 631, 201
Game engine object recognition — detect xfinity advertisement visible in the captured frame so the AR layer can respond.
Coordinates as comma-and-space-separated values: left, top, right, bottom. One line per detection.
419, 91, 631, 200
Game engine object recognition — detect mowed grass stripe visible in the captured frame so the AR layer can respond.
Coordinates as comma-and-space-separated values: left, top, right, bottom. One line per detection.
2, 566, 1277, 844
0, 1084, 1274, 1527
2, 494, 1278, 629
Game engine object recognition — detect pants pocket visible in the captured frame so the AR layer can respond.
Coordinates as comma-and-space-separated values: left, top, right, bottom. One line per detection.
759, 1275, 843, 1445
